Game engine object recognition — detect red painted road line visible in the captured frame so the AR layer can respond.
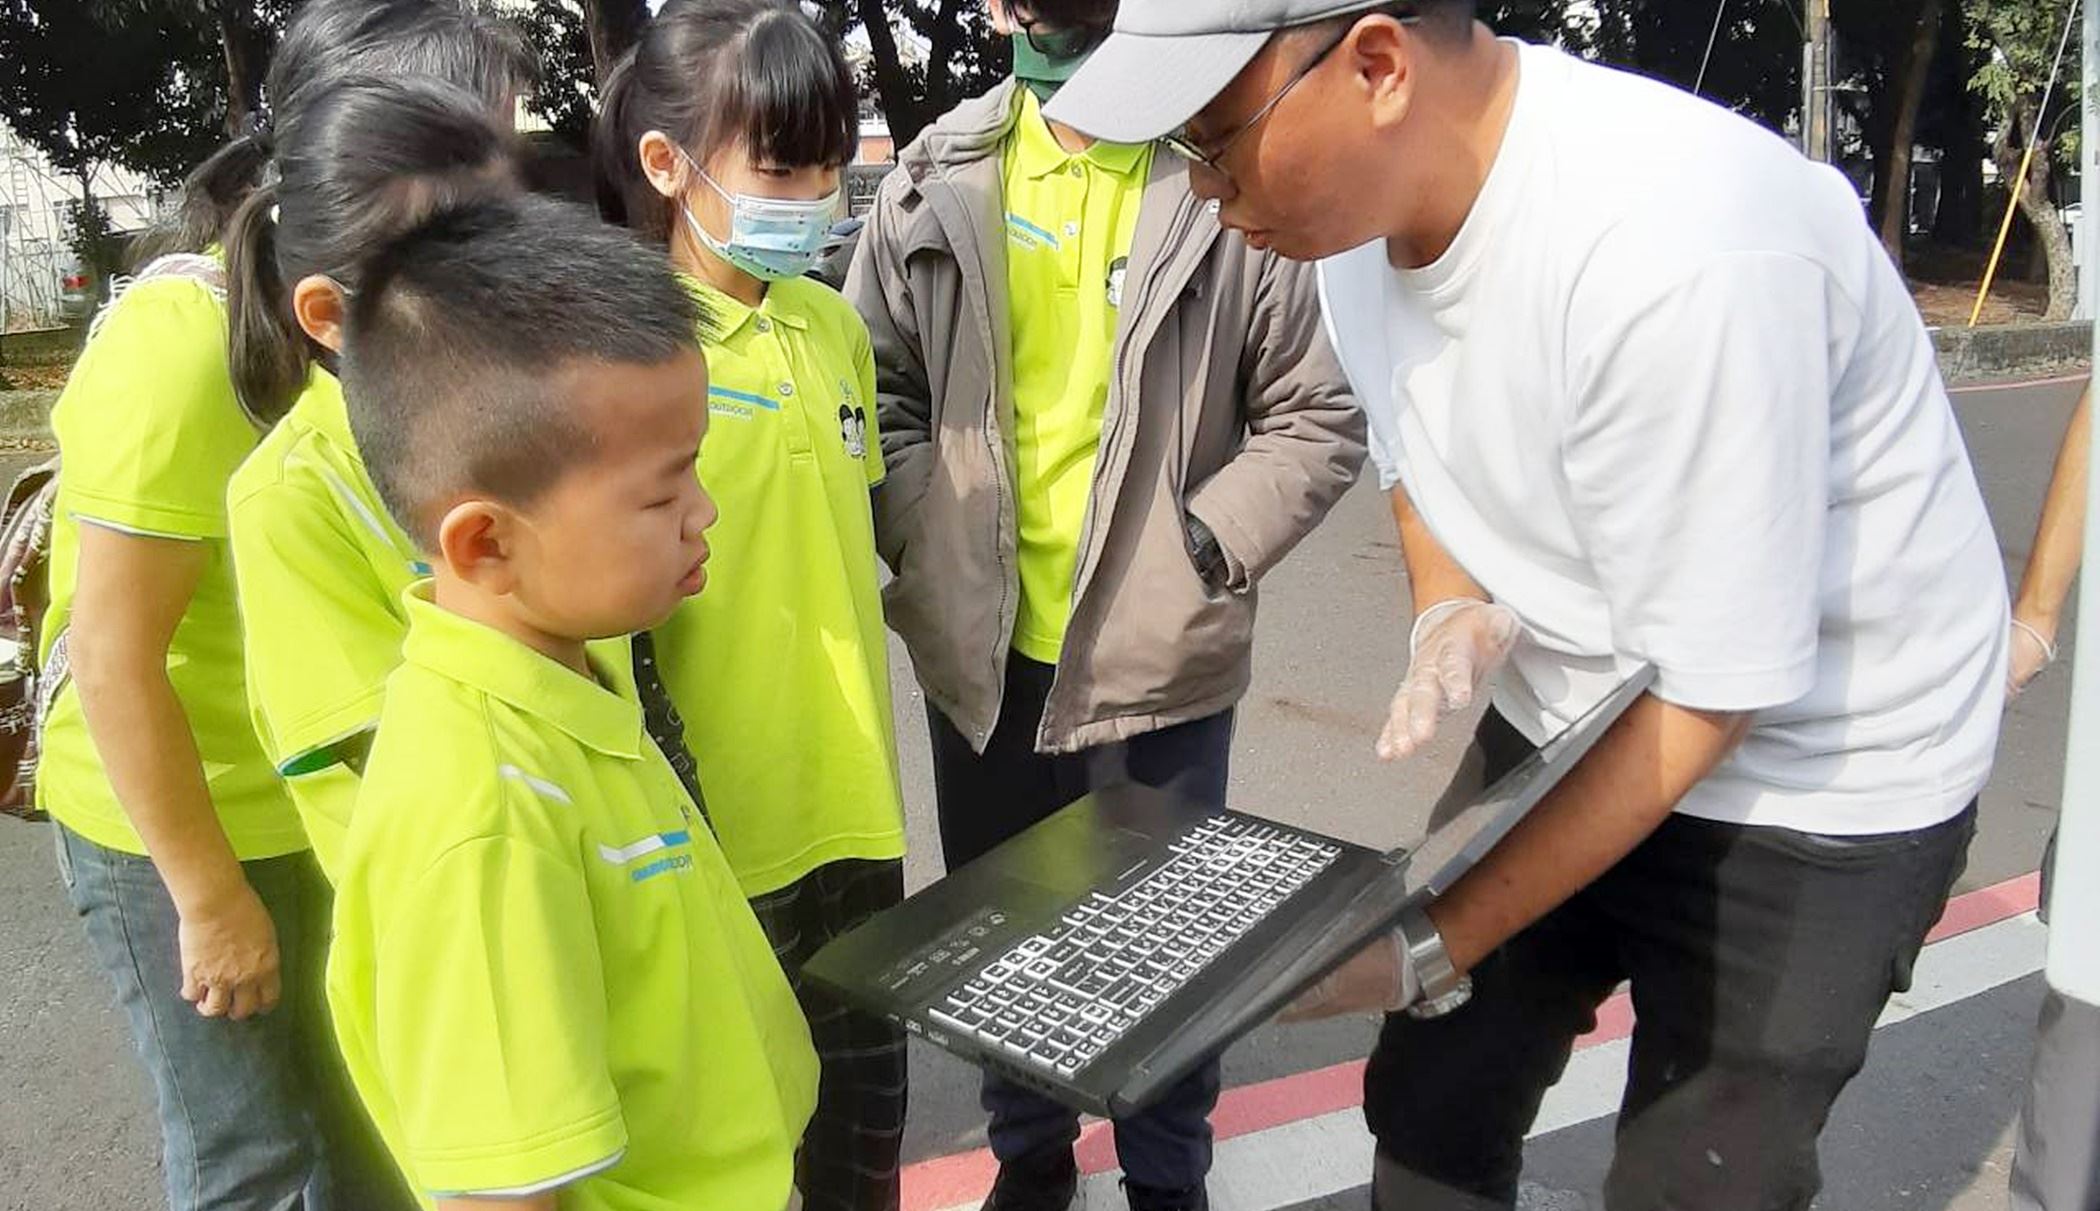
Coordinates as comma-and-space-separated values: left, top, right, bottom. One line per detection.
900, 870, 2041, 1211
1949, 371, 2092, 394
1925, 870, 2041, 945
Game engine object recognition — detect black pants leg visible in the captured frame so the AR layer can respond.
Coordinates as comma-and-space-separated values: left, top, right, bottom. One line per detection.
1366, 712, 1976, 1211
927, 654, 1232, 1190
752, 859, 910, 1211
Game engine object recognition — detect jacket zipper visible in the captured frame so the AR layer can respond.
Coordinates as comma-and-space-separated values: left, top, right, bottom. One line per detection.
1045, 191, 1209, 743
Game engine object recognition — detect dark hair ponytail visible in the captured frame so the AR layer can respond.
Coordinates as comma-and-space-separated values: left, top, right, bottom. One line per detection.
224, 75, 517, 427
590, 0, 858, 243
591, 50, 648, 231
137, 0, 536, 263
221, 178, 306, 429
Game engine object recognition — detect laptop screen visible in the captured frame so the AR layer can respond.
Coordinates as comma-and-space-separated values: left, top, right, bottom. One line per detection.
1402, 667, 1655, 898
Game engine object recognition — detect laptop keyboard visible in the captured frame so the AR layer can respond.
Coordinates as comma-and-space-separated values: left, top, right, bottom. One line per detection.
927, 815, 1344, 1078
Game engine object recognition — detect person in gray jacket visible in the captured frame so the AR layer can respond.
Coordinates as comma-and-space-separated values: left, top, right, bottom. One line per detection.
843, 2, 1366, 1207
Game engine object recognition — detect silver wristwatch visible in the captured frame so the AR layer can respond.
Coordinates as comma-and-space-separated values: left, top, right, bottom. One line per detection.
1398, 903, 1473, 1020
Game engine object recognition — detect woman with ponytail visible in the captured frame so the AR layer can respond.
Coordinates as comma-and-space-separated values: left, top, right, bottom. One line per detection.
41, 8, 528, 1211
592, 5, 908, 1209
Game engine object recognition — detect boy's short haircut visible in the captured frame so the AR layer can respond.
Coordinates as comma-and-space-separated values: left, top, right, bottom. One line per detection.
342, 195, 707, 549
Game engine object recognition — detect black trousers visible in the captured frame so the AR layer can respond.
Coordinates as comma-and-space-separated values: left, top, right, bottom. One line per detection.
751, 858, 910, 1211
1365, 710, 1977, 1211
927, 653, 1233, 1190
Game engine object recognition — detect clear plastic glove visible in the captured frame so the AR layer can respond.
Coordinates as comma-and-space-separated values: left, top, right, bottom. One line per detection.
2007, 618, 2058, 702
1278, 926, 1421, 1023
1377, 599, 1521, 762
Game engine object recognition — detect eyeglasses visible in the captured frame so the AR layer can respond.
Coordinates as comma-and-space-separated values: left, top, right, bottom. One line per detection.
1159, 7, 1419, 179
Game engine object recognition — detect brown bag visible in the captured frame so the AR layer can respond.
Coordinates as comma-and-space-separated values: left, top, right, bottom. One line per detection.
0, 457, 58, 821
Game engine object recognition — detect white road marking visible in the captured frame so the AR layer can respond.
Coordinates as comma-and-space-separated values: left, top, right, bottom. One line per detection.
956, 913, 2048, 1211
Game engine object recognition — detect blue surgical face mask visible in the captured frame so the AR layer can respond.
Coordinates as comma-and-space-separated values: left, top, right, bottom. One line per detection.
676, 151, 839, 283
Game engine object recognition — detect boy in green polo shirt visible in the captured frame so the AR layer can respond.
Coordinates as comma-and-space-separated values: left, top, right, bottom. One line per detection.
325, 195, 816, 1211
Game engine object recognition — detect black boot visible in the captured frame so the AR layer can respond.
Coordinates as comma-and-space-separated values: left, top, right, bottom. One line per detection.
1123, 1178, 1209, 1211
980, 1149, 1080, 1211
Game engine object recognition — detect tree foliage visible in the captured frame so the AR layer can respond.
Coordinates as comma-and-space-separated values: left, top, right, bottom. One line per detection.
805, 0, 1006, 147
0, 0, 229, 185
63, 195, 125, 286
1965, 0, 2082, 317
90, 0, 292, 132
0, 0, 2046, 271
515, 0, 597, 147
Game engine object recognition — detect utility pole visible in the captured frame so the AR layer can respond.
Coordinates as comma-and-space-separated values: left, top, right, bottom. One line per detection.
1803, 0, 1834, 161
2056, 0, 2100, 1007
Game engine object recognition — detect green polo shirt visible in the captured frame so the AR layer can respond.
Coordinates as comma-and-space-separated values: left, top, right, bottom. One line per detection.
227, 372, 427, 879
653, 275, 904, 895
1001, 88, 1154, 664
327, 586, 817, 1209
38, 272, 303, 859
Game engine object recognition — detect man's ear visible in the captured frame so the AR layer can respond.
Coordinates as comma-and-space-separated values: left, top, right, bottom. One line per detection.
1350, 14, 1418, 130
435, 499, 523, 597
637, 130, 688, 201
292, 274, 348, 352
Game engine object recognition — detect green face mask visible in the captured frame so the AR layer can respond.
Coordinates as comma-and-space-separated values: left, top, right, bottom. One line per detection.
1011, 31, 1096, 102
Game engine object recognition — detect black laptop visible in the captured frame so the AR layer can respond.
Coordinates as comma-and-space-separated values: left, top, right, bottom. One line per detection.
806, 668, 1655, 1118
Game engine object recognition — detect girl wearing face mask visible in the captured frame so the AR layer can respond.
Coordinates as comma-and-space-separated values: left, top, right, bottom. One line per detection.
593, 5, 908, 1209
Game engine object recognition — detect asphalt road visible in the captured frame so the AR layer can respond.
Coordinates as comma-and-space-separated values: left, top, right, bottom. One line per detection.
0, 372, 2084, 1210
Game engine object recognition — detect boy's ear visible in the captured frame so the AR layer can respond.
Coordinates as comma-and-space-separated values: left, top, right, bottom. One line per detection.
292, 275, 349, 352
637, 131, 687, 201
435, 500, 522, 595
987, 0, 1016, 35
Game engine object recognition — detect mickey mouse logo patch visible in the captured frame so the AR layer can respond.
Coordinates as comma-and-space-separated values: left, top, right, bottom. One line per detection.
839, 403, 868, 460
1107, 256, 1129, 309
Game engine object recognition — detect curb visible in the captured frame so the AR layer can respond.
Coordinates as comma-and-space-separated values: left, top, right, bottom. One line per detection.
0, 325, 2085, 452
0, 387, 55, 451
1933, 320, 2093, 385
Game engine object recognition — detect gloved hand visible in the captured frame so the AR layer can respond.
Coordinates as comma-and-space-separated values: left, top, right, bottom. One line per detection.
2007, 617, 2057, 701
1278, 923, 1421, 1023
1377, 598, 1521, 761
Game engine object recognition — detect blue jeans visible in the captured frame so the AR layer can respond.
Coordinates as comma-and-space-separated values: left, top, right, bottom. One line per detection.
55, 825, 413, 1211
927, 653, 1233, 1191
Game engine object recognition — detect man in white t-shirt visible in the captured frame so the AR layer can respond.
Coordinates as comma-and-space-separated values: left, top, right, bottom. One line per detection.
1045, 2, 2006, 1206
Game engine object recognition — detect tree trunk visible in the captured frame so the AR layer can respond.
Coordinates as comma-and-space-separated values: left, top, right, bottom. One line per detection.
584, 0, 649, 86
1877, 0, 1943, 262
2020, 149, 2077, 320
216, 4, 267, 134
922, 0, 970, 116
856, 0, 928, 146
1935, 97, 1985, 245
1995, 108, 2077, 321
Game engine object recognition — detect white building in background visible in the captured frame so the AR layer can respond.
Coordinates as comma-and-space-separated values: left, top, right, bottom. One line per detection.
0, 123, 164, 332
